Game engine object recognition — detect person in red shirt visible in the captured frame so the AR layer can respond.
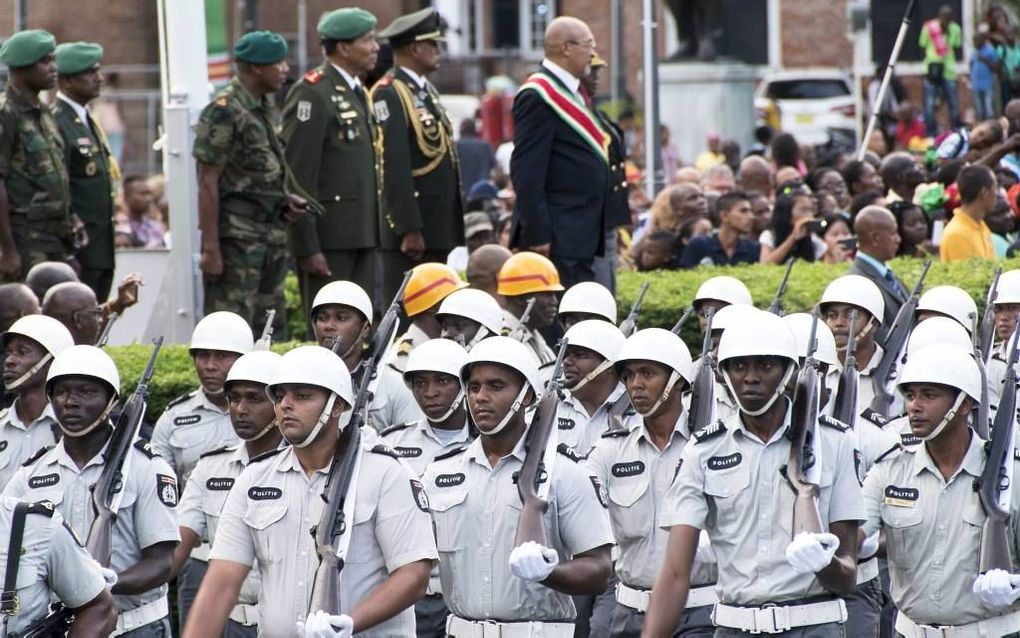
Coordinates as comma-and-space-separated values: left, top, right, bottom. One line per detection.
894, 103, 927, 149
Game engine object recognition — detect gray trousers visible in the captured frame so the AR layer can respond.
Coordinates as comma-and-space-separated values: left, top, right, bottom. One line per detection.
415, 593, 449, 638
592, 228, 618, 294
177, 557, 207, 630
121, 616, 172, 637
300, 248, 378, 339
714, 622, 844, 637
573, 576, 616, 638
610, 602, 714, 638
844, 577, 882, 638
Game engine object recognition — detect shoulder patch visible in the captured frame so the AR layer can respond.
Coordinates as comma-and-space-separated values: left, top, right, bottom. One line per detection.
156, 474, 178, 507
369, 444, 400, 460
380, 421, 414, 437
21, 445, 52, 467
25, 500, 56, 517
694, 421, 726, 444
134, 440, 157, 458
556, 442, 586, 463
819, 415, 849, 431
199, 446, 233, 460
373, 100, 390, 122
303, 69, 324, 84
434, 446, 467, 462
409, 478, 429, 512
876, 444, 902, 464
249, 448, 284, 465
165, 391, 197, 411
296, 100, 312, 122
601, 428, 629, 439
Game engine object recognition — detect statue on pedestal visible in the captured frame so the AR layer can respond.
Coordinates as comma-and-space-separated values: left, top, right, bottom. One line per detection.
665, 0, 720, 61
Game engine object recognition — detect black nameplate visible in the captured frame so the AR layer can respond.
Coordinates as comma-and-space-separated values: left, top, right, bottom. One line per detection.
248, 486, 282, 500
28, 473, 59, 488
884, 485, 919, 501
435, 473, 465, 487
394, 446, 422, 458
707, 453, 742, 471
206, 477, 235, 491
611, 461, 646, 478
174, 414, 202, 426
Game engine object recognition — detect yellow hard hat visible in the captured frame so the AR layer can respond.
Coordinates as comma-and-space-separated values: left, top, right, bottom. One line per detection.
496, 252, 565, 296
404, 262, 468, 316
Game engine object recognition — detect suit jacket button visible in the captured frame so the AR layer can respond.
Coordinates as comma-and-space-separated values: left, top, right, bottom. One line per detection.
334, 195, 341, 201
414, 191, 419, 198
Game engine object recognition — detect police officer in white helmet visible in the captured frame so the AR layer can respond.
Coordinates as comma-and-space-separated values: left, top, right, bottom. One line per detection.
691, 276, 753, 335
435, 287, 504, 350
558, 281, 617, 331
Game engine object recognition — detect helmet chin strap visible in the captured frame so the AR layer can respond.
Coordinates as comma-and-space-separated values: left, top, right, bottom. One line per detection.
465, 326, 490, 350
856, 318, 876, 341
473, 385, 530, 436
341, 324, 372, 360
426, 391, 465, 424
636, 370, 681, 418
3, 353, 52, 391
569, 359, 613, 394
60, 396, 117, 439
723, 362, 797, 417
203, 386, 225, 397
293, 393, 337, 448
240, 420, 278, 442
922, 390, 967, 442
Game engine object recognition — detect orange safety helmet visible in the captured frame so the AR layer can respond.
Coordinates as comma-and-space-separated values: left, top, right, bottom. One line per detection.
496, 252, 565, 297
403, 263, 468, 317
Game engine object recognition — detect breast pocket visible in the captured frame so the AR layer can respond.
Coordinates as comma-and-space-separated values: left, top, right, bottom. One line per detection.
881, 504, 924, 566
817, 469, 836, 522
344, 499, 378, 566
201, 490, 231, 541
242, 504, 288, 564
428, 484, 468, 552
607, 476, 652, 543
704, 465, 750, 536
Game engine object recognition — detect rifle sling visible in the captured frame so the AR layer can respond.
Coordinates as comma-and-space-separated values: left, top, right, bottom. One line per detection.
2, 502, 29, 616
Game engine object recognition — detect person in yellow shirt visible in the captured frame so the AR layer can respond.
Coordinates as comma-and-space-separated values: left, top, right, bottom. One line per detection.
694, 132, 725, 171
940, 165, 997, 262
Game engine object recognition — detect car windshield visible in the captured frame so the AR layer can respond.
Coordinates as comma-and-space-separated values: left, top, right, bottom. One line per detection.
766, 79, 850, 100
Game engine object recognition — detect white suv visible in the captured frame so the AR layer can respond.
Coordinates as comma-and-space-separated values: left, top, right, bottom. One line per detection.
754, 70, 857, 147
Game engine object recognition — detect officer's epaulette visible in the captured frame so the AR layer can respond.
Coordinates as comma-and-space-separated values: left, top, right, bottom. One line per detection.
199, 445, 233, 460
380, 421, 414, 438
134, 440, 157, 458
1014, 447, 1020, 462
214, 96, 228, 107
397, 339, 413, 355
875, 443, 902, 465
818, 415, 849, 432
249, 447, 283, 465
164, 390, 197, 411
693, 421, 726, 444
22, 445, 52, 467
304, 68, 324, 85
375, 74, 393, 88
557, 442, 586, 463
25, 500, 55, 517
601, 428, 629, 439
859, 408, 890, 428
369, 444, 400, 460
434, 446, 467, 462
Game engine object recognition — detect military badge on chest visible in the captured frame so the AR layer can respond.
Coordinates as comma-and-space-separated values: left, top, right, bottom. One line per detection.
332, 92, 361, 141
77, 136, 97, 176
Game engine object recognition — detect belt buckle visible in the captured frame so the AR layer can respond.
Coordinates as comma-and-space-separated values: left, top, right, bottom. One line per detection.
921, 627, 946, 638
480, 620, 502, 638
754, 604, 791, 634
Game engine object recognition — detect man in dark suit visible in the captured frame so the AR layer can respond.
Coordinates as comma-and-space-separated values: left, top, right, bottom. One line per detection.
510, 16, 609, 288
373, 8, 464, 304
847, 205, 907, 342
455, 118, 496, 202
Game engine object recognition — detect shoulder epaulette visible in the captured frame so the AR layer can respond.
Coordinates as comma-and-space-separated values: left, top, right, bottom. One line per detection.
369, 444, 400, 460
22, 445, 52, 467
134, 440, 157, 458
0, 407, 9, 420
1014, 447, 1020, 461
380, 422, 414, 437
25, 500, 55, 517
304, 69, 324, 84
199, 446, 233, 460
557, 442, 586, 463
693, 421, 726, 444
875, 443, 902, 465
860, 408, 890, 428
375, 74, 393, 88
601, 428, 629, 439
165, 390, 196, 411
397, 340, 413, 355
819, 415, 850, 432
434, 446, 467, 462
249, 447, 284, 465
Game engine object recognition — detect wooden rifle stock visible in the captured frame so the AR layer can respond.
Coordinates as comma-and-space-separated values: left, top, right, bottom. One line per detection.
787, 313, 824, 537
514, 338, 569, 547
830, 309, 859, 427
618, 281, 649, 337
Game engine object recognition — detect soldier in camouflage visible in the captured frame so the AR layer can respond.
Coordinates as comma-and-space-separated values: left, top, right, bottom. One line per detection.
0, 30, 76, 282
194, 31, 306, 338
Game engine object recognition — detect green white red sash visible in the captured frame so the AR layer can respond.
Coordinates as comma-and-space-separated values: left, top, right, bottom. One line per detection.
519, 73, 610, 164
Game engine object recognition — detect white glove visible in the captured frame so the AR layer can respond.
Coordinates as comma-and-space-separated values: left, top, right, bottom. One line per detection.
973, 569, 1020, 608
859, 533, 880, 559
695, 531, 716, 564
508, 540, 559, 582
785, 532, 839, 574
89, 558, 118, 587
296, 611, 353, 638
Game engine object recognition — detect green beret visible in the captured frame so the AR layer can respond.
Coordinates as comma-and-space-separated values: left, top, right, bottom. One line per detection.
317, 7, 376, 41
234, 31, 288, 65
55, 41, 103, 75
0, 30, 56, 68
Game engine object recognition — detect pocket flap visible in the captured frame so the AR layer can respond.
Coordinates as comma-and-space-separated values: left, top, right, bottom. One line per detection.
243, 504, 287, 530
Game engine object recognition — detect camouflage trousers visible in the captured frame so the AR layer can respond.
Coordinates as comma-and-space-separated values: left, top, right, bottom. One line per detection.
203, 237, 287, 338
4, 222, 72, 281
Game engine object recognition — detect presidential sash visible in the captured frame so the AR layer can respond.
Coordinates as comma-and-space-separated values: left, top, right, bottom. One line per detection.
518, 73, 610, 164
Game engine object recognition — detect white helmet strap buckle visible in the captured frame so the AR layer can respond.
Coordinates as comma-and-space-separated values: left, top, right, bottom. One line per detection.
474, 384, 529, 436
294, 393, 337, 448
636, 370, 681, 418
723, 362, 797, 417
921, 390, 967, 442
240, 420, 278, 442
570, 358, 613, 394
4, 352, 52, 391
425, 390, 465, 424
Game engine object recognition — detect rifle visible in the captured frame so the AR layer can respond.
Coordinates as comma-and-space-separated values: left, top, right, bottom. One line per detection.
86, 337, 163, 566
515, 338, 569, 546
979, 267, 1003, 361
970, 311, 990, 440
95, 312, 118, 348
687, 308, 716, 433
307, 271, 411, 617
870, 260, 931, 416
978, 321, 1020, 574
618, 281, 649, 337
21, 603, 73, 637
768, 258, 796, 315
508, 298, 536, 342
830, 309, 859, 427
670, 307, 694, 336
786, 312, 824, 537
255, 309, 276, 351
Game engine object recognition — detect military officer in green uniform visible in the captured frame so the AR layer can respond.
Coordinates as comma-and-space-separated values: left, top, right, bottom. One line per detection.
53, 41, 117, 301
194, 31, 305, 339
0, 30, 74, 282
373, 8, 464, 304
282, 8, 381, 328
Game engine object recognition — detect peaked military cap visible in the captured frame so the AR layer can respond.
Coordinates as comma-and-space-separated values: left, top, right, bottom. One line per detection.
234, 31, 288, 65
0, 29, 56, 68
55, 41, 103, 75
317, 7, 377, 41
378, 8, 444, 48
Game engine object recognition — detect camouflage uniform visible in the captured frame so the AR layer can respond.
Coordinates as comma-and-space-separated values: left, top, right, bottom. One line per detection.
193, 77, 288, 337
0, 83, 71, 279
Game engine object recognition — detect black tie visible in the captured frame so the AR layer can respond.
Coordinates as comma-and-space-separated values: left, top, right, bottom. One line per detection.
353, 84, 367, 110
885, 269, 907, 299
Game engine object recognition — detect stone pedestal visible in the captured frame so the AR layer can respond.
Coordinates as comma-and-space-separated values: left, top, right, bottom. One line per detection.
658, 61, 759, 169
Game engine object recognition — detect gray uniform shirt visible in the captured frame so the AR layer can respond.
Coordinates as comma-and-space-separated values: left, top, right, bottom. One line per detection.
150, 388, 236, 484
379, 418, 473, 477
422, 433, 615, 622
3, 438, 181, 613
862, 434, 1020, 626
210, 441, 438, 637
502, 313, 556, 386
585, 414, 717, 590
556, 384, 636, 456
0, 496, 107, 635
661, 404, 865, 606
0, 401, 57, 489
360, 365, 425, 432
